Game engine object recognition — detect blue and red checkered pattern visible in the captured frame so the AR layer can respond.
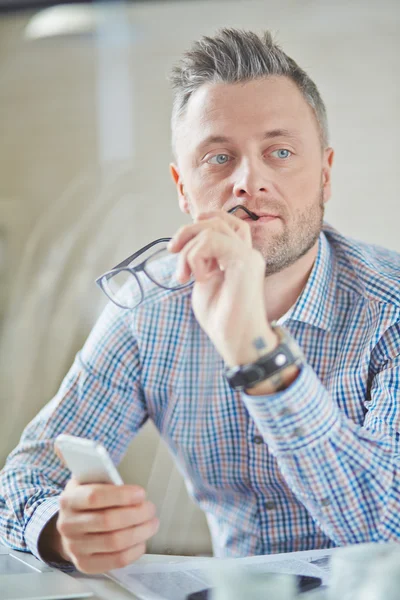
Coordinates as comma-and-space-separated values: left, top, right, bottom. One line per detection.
1, 223, 400, 563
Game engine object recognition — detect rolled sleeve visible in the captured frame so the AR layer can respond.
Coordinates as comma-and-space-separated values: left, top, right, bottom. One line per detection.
24, 496, 60, 560
24, 496, 75, 571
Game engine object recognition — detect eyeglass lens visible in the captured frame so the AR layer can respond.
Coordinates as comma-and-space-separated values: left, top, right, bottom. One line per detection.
103, 242, 193, 309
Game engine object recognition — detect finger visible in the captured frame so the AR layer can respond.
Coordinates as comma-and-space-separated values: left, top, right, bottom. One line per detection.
179, 230, 244, 283
197, 211, 252, 245
64, 477, 80, 491
71, 542, 147, 574
66, 517, 160, 556
60, 483, 145, 512
58, 500, 157, 536
176, 233, 219, 283
169, 217, 240, 253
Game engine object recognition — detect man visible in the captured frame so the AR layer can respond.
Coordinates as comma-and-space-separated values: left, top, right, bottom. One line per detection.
1, 28, 400, 575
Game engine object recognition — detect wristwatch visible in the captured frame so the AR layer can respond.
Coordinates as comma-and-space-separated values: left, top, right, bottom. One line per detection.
224, 324, 305, 391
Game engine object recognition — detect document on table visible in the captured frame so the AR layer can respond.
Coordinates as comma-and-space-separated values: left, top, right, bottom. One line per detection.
107, 547, 335, 600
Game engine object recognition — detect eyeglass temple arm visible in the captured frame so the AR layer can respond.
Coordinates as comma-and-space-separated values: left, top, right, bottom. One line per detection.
108, 237, 172, 271
228, 205, 259, 220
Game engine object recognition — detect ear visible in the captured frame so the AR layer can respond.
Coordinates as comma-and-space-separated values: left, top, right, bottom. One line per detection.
321, 147, 334, 204
170, 163, 190, 215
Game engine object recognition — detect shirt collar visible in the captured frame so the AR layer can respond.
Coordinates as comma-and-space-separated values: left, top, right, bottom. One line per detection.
282, 229, 337, 332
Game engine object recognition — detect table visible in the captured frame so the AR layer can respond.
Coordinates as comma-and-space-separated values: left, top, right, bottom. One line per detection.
72, 554, 209, 600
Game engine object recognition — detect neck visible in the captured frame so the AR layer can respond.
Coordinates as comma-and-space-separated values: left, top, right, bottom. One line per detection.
264, 239, 319, 323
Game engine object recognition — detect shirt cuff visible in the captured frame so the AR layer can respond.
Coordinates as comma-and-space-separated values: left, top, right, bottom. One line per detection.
24, 496, 75, 572
242, 364, 341, 454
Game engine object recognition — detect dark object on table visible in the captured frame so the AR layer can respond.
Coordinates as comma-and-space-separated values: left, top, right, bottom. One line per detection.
186, 574, 323, 599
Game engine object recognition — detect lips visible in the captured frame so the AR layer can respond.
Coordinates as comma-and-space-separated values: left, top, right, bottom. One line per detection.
227, 204, 281, 221
240, 212, 280, 223
243, 212, 279, 219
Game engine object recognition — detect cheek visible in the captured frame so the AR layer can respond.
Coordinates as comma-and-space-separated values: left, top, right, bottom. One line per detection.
188, 171, 228, 210
284, 163, 322, 204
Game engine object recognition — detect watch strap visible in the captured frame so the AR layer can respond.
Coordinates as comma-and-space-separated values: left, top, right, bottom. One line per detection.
224, 325, 304, 391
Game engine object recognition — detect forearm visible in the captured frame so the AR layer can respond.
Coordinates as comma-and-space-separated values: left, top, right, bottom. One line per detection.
243, 365, 399, 545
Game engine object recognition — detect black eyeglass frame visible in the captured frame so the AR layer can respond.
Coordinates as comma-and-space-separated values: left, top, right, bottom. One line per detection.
95, 237, 193, 310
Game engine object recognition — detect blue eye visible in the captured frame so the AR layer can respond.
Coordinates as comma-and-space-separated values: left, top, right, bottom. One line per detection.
208, 154, 230, 165
271, 149, 292, 159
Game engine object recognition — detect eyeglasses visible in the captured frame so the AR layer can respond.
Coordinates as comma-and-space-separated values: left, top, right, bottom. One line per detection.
95, 237, 193, 310
96, 205, 258, 310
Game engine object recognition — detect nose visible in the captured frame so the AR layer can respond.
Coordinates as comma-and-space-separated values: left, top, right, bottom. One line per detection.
232, 158, 271, 199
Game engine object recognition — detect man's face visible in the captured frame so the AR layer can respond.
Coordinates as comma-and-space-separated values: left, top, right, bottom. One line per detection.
170, 76, 334, 275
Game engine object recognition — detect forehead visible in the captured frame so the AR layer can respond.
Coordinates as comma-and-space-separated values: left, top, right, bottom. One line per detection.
176, 76, 320, 153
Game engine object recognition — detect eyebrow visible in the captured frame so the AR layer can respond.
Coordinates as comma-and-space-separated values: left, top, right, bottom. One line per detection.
262, 128, 297, 140
196, 129, 298, 151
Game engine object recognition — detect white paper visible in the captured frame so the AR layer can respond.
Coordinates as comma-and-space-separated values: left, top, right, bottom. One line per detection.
107, 548, 335, 600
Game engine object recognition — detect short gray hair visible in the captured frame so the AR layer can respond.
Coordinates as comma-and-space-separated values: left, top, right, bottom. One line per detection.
169, 28, 329, 151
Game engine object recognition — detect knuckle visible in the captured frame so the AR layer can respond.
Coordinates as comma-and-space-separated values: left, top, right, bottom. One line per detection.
86, 488, 100, 508
56, 518, 69, 536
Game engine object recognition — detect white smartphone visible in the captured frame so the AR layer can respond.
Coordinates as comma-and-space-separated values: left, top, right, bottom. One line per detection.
55, 434, 124, 485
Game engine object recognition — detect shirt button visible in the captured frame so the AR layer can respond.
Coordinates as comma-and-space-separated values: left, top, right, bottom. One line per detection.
292, 426, 306, 438
265, 501, 276, 510
253, 435, 264, 445
321, 497, 331, 507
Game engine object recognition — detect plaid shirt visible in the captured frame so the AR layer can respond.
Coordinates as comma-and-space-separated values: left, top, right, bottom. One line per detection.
1, 223, 400, 562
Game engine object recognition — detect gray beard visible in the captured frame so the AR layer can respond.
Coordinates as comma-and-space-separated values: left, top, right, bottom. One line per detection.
260, 188, 325, 276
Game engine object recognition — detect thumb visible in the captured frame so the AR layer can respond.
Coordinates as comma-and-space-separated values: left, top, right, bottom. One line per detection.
54, 442, 79, 487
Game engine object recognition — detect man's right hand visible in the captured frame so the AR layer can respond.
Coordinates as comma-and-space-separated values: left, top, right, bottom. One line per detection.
48, 478, 159, 573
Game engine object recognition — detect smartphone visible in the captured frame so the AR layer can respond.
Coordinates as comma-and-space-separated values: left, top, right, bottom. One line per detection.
186, 575, 322, 599
55, 434, 124, 485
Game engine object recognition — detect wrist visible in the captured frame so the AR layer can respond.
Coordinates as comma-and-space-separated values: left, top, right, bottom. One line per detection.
222, 326, 279, 367
38, 514, 70, 564
245, 364, 300, 396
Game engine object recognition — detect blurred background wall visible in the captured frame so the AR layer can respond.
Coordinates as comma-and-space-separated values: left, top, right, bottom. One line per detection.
0, 0, 399, 555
